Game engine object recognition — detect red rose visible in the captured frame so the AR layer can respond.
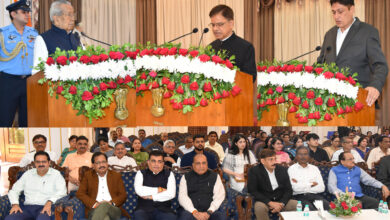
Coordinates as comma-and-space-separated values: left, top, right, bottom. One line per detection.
176, 85, 184, 94
231, 85, 241, 96
179, 49, 188, 56
267, 66, 275, 73
56, 56, 67, 66
168, 47, 177, 55
315, 97, 323, 105
100, 54, 109, 61
68, 85, 77, 95
69, 56, 78, 63
348, 76, 356, 85
275, 86, 283, 93
81, 91, 94, 101
117, 77, 124, 84
293, 97, 301, 105
153, 48, 161, 55
124, 75, 133, 83
189, 97, 196, 105
212, 55, 223, 64
289, 106, 298, 113
354, 102, 364, 112
79, 55, 90, 64
329, 202, 336, 209
222, 90, 229, 98
302, 100, 309, 109
294, 64, 303, 72
189, 50, 199, 57
149, 71, 157, 78
160, 77, 169, 85
314, 111, 321, 119
125, 51, 137, 59
181, 75, 190, 84
306, 90, 315, 99
140, 72, 147, 80
259, 102, 266, 108
167, 81, 176, 91
138, 83, 147, 91
183, 98, 189, 105
257, 66, 262, 72
308, 113, 315, 119
99, 82, 108, 91
190, 82, 199, 91
267, 88, 274, 95
351, 206, 358, 213
324, 113, 332, 121
109, 51, 118, 59
172, 102, 183, 110
337, 107, 345, 115
336, 72, 347, 80
288, 92, 296, 100
314, 67, 323, 74
343, 205, 349, 210
108, 81, 117, 89
323, 71, 334, 79
305, 66, 313, 73
298, 116, 308, 123
140, 49, 150, 57
163, 92, 172, 98
203, 82, 212, 92
46, 57, 55, 65
225, 60, 234, 69
90, 55, 100, 64
257, 93, 261, 99
92, 86, 100, 95
213, 92, 222, 100
277, 96, 285, 103
286, 65, 295, 72
295, 113, 301, 118
327, 97, 336, 107
275, 66, 281, 72
200, 98, 208, 107
56, 86, 64, 94
265, 98, 273, 105
280, 65, 288, 72
345, 106, 353, 113
151, 81, 159, 89
159, 48, 169, 56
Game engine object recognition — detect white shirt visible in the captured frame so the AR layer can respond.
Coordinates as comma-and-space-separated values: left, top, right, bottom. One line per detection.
179, 145, 194, 155
266, 168, 278, 190
95, 172, 112, 202
331, 149, 364, 163
178, 173, 225, 213
108, 155, 137, 168
205, 141, 225, 162
366, 147, 390, 169
288, 163, 325, 195
32, 35, 48, 74
19, 150, 58, 167
8, 168, 67, 205
336, 18, 356, 56
109, 139, 123, 148
134, 170, 176, 202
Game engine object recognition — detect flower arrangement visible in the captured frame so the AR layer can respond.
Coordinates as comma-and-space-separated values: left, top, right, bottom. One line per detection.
36, 43, 240, 122
329, 190, 362, 217
256, 60, 364, 126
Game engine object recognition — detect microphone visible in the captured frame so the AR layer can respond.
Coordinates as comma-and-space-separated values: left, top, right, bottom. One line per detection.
321, 46, 332, 64
167, 28, 199, 43
285, 46, 321, 63
198, 28, 209, 47
80, 32, 111, 47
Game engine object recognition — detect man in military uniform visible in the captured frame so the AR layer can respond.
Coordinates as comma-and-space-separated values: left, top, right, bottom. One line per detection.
0, 0, 37, 127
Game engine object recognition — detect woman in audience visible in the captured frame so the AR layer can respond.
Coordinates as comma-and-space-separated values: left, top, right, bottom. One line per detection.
287, 136, 304, 160
271, 137, 291, 163
129, 138, 149, 165
323, 136, 340, 159
223, 134, 257, 193
108, 142, 137, 169
356, 137, 370, 160
58, 135, 77, 166
93, 137, 114, 157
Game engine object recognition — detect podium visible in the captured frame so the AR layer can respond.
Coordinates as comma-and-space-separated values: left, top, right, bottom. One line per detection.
258, 88, 375, 126
27, 71, 254, 127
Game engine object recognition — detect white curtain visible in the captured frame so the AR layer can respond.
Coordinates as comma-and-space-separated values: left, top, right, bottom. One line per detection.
0, 0, 13, 27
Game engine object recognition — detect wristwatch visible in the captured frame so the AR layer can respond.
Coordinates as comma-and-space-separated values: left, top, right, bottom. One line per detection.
207, 210, 213, 215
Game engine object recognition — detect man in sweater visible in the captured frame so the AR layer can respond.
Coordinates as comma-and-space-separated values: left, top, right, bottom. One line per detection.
180, 134, 218, 169
134, 150, 176, 220
178, 154, 226, 220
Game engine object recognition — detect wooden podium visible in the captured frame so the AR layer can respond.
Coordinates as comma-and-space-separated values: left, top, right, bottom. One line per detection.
258, 88, 375, 126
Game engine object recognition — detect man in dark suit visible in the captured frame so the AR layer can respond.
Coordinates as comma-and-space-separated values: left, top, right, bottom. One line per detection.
377, 155, 390, 203
76, 152, 128, 219
317, 0, 388, 107
248, 149, 297, 220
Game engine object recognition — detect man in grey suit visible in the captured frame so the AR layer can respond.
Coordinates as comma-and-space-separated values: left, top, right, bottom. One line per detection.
317, 0, 388, 107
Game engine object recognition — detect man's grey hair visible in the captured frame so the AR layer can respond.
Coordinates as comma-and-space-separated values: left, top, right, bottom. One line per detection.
163, 140, 175, 148
49, 0, 71, 22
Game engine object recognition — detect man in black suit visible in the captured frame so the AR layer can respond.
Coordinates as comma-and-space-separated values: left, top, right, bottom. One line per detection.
317, 0, 388, 107
248, 149, 297, 220
377, 155, 390, 203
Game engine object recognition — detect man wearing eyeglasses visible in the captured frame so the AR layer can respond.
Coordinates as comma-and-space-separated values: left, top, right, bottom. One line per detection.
208, 4, 256, 81
76, 152, 128, 219
331, 136, 364, 163
32, 0, 81, 73
19, 134, 58, 167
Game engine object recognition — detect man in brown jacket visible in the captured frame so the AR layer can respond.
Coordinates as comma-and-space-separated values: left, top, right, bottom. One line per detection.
76, 152, 127, 220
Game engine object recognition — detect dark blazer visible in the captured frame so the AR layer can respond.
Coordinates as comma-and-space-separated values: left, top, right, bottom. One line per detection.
317, 17, 388, 92
76, 169, 128, 217
377, 155, 390, 189
247, 163, 293, 205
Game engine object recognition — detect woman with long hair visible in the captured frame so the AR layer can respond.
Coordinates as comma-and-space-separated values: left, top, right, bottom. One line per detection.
287, 136, 304, 160
271, 137, 291, 164
129, 138, 149, 165
356, 137, 370, 160
323, 136, 340, 159
222, 134, 257, 192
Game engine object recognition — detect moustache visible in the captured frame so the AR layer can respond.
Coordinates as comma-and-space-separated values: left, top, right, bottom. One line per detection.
99, 166, 106, 169
38, 165, 45, 168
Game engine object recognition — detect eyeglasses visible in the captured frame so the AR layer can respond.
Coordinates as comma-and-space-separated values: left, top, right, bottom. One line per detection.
209, 22, 226, 28
165, 145, 175, 149
33, 141, 46, 145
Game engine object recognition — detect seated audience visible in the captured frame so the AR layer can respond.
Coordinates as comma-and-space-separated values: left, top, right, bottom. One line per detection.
248, 149, 297, 220
307, 133, 330, 162
62, 136, 93, 192
205, 131, 225, 163
178, 154, 226, 220
331, 137, 364, 163
288, 147, 330, 210
222, 134, 256, 192
76, 152, 127, 219
158, 132, 169, 146
355, 137, 370, 160
180, 135, 218, 170
286, 136, 304, 161
93, 137, 114, 157
108, 130, 123, 148
323, 136, 340, 160
270, 137, 291, 164
377, 155, 390, 203
6, 152, 66, 220
328, 152, 390, 209
116, 127, 130, 143
134, 151, 176, 220
129, 138, 149, 165
366, 136, 390, 169
19, 134, 58, 167
178, 136, 194, 155
58, 135, 77, 166
163, 140, 181, 167
108, 143, 137, 168
139, 129, 153, 147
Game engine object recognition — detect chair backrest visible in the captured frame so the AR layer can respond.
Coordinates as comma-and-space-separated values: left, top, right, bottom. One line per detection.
204, 147, 220, 166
